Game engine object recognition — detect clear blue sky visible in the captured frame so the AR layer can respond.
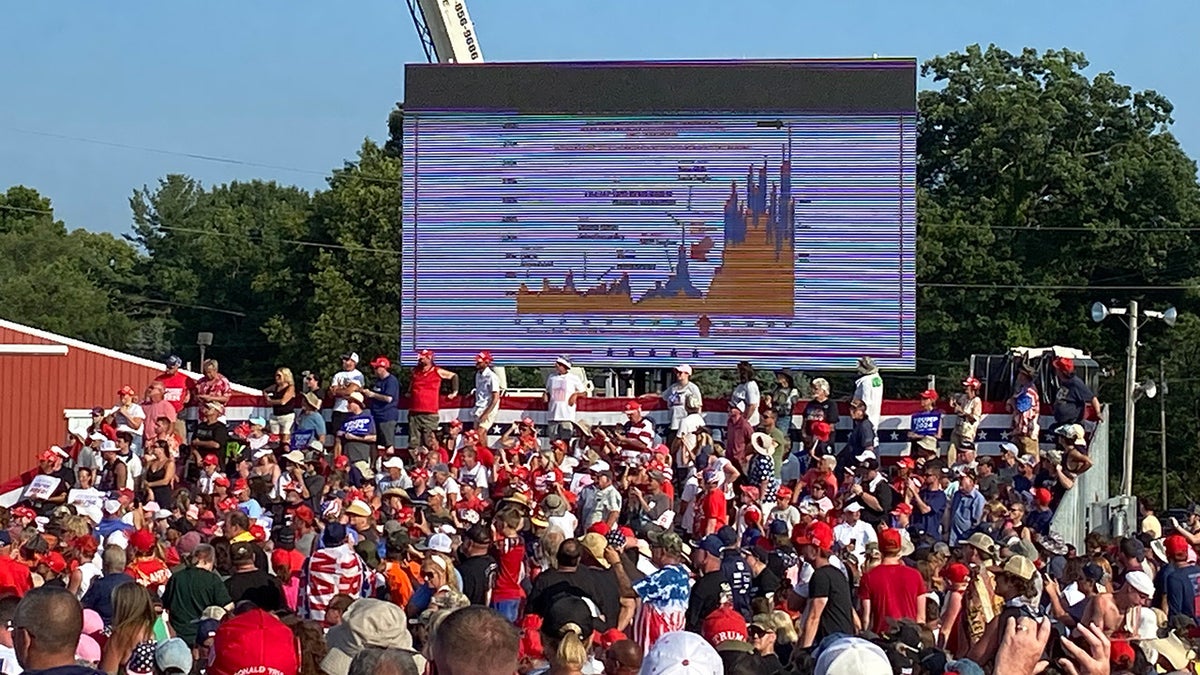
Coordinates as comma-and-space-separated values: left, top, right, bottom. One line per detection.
2, 0, 1196, 235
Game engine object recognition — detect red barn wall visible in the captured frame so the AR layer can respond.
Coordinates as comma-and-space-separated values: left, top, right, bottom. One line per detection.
0, 324, 177, 484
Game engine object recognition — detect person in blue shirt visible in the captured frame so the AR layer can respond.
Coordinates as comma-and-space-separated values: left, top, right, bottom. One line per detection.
16, 586, 111, 675
336, 393, 377, 465
1051, 357, 1102, 427
1160, 534, 1200, 623
80, 547, 134, 626
291, 392, 326, 452
95, 500, 133, 540
1024, 488, 1055, 537
948, 473, 985, 545
364, 356, 401, 454
910, 467, 947, 541
907, 389, 942, 456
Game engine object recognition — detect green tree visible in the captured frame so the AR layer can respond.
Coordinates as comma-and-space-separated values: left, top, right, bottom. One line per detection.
0, 186, 152, 350
129, 176, 314, 383
915, 45, 1200, 498
305, 139, 403, 375
916, 45, 1200, 379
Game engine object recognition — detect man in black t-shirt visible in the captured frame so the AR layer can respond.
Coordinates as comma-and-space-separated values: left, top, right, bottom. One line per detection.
528, 539, 617, 628
224, 542, 284, 611
852, 458, 894, 527
191, 402, 230, 464
685, 535, 732, 632
1051, 358, 1101, 426
456, 525, 498, 606
742, 545, 781, 601
794, 522, 853, 647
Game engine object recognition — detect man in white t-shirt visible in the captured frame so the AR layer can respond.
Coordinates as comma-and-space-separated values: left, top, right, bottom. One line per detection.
472, 351, 501, 441
329, 352, 366, 431
543, 356, 586, 443
853, 356, 884, 435
832, 502, 876, 563
662, 364, 702, 440
457, 448, 490, 491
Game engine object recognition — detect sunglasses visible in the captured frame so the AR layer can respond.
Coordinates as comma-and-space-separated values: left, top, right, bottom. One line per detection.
748, 626, 769, 639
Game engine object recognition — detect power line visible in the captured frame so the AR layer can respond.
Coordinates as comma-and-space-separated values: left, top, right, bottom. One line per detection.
918, 223, 1200, 233
1, 126, 401, 186
154, 225, 399, 256
919, 283, 1198, 290
0, 206, 401, 256
0, 203, 56, 216
11, 203, 1198, 284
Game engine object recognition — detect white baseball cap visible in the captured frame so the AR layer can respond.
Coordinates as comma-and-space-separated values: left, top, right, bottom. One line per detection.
675, 364, 693, 375
76, 504, 103, 524
106, 529, 130, 550
815, 636, 890, 675
854, 450, 877, 463
640, 630, 722, 675
427, 532, 453, 554
383, 457, 405, 470
843, 502, 863, 513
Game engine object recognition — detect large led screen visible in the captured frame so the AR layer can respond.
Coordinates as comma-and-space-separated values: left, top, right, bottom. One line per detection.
402, 60, 917, 369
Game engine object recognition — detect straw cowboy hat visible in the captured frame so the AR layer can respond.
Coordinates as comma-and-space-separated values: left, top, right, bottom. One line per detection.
750, 432, 777, 456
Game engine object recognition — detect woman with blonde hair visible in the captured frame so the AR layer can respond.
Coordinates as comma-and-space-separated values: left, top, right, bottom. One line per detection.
265, 367, 298, 446
536, 595, 600, 675
405, 551, 460, 618
100, 582, 158, 675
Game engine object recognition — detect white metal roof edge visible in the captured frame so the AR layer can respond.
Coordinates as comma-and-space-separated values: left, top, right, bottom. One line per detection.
0, 318, 261, 395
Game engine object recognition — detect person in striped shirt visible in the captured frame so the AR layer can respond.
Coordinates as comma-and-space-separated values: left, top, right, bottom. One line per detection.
631, 530, 691, 653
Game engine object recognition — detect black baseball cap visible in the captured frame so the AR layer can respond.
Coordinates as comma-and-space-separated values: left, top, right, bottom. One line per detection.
466, 523, 493, 546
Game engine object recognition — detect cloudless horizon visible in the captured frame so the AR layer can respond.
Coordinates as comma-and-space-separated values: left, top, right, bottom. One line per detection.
2, 0, 1197, 236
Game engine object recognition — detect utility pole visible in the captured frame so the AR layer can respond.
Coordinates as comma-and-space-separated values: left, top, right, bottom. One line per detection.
1093, 300, 1176, 500
1161, 358, 1168, 508
1122, 299, 1138, 498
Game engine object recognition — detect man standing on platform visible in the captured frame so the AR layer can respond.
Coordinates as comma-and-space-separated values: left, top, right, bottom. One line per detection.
544, 356, 586, 444
329, 353, 365, 433
155, 355, 192, 440
409, 349, 457, 451
364, 357, 400, 455
473, 351, 501, 443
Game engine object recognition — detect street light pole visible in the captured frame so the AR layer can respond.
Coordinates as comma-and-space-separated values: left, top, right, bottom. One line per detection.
1161, 358, 1168, 508
1122, 300, 1138, 498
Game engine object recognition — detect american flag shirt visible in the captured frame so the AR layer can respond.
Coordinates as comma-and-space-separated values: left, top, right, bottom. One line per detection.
632, 563, 691, 653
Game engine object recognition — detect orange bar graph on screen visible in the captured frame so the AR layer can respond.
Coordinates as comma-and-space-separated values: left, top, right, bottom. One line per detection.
514, 149, 797, 317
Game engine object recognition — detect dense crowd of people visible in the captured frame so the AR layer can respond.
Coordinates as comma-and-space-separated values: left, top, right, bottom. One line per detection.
7, 350, 1197, 675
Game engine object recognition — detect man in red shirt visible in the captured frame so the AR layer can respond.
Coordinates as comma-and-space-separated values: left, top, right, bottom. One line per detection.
408, 349, 458, 451
489, 508, 526, 623
724, 405, 753, 467
858, 528, 927, 633
155, 355, 192, 439
126, 529, 172, 596
697, 468, 728, 538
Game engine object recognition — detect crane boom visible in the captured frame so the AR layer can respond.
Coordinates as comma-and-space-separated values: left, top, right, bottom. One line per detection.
405, 0, 484, 64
